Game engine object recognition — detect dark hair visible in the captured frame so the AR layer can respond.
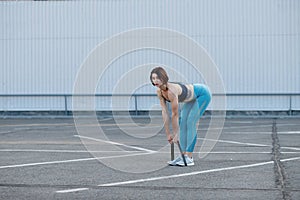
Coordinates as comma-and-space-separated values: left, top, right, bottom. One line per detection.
150, 67, 169, 86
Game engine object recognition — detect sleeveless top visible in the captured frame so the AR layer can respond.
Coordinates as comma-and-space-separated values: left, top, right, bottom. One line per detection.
161, 82, 189, 102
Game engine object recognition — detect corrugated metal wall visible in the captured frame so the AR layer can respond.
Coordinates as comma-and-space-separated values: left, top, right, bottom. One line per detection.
0, 0, 299, 111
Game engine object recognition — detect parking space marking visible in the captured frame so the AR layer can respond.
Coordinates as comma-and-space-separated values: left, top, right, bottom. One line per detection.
220, 131, 300, 135
0, 149, 140, 153
106, 125, 162, 131
1, 149, 299, 155
198, 137, 300, 151
55, 156, 300, 194
198, 137, 270, 147
56, 188, 89, 193
74, 135, 155, 153
0, 157, 98, 169
278, 131, 300, 134
198, 123, 299, 131
0, 152, 152, 169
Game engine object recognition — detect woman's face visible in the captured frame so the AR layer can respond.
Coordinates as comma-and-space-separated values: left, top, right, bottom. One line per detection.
151, 73, 163, 87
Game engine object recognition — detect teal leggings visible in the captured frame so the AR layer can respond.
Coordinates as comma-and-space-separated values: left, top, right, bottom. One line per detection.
179, 84, 211, 153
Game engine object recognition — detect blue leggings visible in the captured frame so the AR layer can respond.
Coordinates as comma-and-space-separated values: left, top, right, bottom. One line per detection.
179, 84, 211, 153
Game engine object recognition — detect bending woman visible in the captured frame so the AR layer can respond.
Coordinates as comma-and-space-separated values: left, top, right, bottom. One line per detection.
150, 67, 211, 166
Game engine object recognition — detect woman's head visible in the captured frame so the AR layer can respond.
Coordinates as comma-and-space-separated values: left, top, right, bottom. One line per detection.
150, 67, 169, 86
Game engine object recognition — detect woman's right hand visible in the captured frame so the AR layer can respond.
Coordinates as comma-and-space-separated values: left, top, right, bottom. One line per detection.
167, 134, 173, 144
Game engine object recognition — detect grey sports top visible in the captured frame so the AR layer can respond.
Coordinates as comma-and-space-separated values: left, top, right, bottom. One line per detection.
161, 82, 189, 102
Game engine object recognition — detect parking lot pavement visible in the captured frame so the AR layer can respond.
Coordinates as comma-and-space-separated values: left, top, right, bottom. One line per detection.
0, 117, 299, 199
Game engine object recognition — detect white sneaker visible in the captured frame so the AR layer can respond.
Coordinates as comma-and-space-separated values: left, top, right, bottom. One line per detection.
176, 155, 194, 166
167, 155, 182, 166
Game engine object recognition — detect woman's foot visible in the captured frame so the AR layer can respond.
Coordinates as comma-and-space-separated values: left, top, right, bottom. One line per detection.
176, 155, 194, 166
167, 155, 182, 166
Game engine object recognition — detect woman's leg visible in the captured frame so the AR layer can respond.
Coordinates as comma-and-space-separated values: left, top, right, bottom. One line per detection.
179, 101, 194, 152
185, 93, 211, 155
168, 102, 193, 165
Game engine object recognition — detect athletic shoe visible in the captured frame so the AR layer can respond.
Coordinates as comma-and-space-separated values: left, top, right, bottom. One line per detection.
167, 155, 182, 166
176, 155, 194, 166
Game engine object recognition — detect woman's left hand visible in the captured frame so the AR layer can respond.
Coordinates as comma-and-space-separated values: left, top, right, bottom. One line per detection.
172, 134, 179, 144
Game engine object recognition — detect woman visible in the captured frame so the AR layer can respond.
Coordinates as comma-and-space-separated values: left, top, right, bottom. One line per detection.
150, 67, 211, 166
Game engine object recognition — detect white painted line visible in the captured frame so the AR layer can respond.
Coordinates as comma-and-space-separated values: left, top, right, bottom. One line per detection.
75, 123, 160, 128
222, 132, 272, 135
198, 123, 299, 131
56, 188, 89, 194
222, 131, 299, 135
0, 123, 72, 128
0, 149, 140, 153
97, 157, 300, 186
199, 151, 299, 154
198, 124, 272, 131
198, 137, 300, 151
98, 118, 113, 122
224, 131, 300, 135
281, 152, 300, 154
281, 156, 300, 162
197, 151, 272, 154
55, 156, 300, 193
98, 161, 275, 187
75, 135, 156, 153
193, 151, 299, 154
281, 146, 300, 151
198, 137, 270, 148
278, 131, 300, 134
0, 157, 98, 169
230, 121, 254, 124
106, 125, 161, 131
4, 148, 299, 154
0, 152, 152, 169
277, 123, 300, 127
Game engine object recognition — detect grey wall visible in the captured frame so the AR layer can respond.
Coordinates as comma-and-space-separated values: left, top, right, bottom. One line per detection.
0, 0, 299, 111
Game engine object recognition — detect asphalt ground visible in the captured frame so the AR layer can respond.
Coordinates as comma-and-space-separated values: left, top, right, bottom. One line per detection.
0, 116, 299, 200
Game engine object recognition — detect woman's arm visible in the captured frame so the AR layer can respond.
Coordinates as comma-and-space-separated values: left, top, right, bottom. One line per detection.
157, 90, 172, 143
168, 92, 179, 143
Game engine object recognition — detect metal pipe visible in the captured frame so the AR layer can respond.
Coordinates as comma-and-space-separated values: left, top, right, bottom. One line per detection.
64, 95, 68, 116
289, 95, 292, 116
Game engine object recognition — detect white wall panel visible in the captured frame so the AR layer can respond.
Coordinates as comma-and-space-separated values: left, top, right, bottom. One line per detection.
0, 0, 299, 112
